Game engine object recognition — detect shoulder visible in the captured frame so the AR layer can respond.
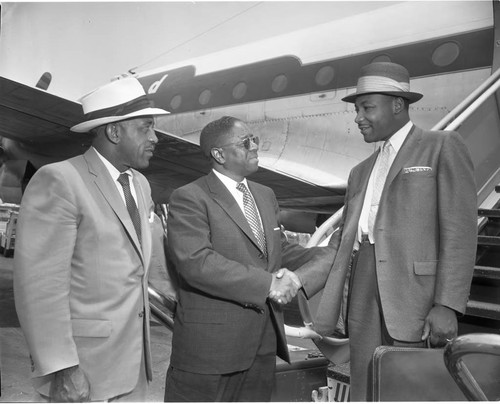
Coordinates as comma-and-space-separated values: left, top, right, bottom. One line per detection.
171, 175, 208, 199
416, 126, 463, 145
248, 179, 273, 195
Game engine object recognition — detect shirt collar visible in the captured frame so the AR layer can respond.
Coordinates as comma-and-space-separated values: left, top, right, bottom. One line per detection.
212, 169, 248, 190
384, 121, 413, 154
92, 146, 132, 181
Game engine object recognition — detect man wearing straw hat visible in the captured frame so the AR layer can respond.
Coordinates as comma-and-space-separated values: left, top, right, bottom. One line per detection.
14, 77, 169, 402
315, 62, 477, 400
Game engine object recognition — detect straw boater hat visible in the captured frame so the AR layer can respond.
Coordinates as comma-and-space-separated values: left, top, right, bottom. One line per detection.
342, 62, 423, 104
71, 77, 170, 133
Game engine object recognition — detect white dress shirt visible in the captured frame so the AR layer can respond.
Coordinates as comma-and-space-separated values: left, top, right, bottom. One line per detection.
212, 169, 265, 229
357, 121, 413, 244
93, 146, 138, 205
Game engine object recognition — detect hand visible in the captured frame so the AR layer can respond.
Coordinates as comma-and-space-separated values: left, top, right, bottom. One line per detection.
269, 268, 302, 305
421, 304, 458, 347
50, 365, 90, 402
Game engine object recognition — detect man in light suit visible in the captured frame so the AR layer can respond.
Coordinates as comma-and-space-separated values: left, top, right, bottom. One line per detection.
14, 77, 169, 402
315, 62, 477, 401
165, 116, 334, 401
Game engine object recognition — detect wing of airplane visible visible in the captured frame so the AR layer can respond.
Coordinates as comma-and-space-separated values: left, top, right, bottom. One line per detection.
0, 76, 344, 213
146, 131, 344, 214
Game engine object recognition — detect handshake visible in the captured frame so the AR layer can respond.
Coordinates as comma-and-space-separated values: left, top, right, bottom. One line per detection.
268, 268, 302, 305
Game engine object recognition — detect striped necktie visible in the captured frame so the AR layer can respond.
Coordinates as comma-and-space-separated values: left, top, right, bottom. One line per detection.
368, 142, 393, 239
236, 182, 267, 256
118, 173, 142, 243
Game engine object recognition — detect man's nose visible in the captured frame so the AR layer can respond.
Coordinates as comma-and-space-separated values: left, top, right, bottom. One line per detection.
149, 130, 158, 144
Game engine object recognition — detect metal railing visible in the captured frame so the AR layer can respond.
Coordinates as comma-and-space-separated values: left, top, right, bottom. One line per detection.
444, 333, 500, 401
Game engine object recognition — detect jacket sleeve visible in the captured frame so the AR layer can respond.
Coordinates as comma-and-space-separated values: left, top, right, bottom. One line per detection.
14, 165, 80, 377
434, 131, 477, 313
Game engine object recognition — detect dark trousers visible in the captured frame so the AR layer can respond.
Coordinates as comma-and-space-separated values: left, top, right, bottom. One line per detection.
347, 238, 425, 401
164, 306, 277, 402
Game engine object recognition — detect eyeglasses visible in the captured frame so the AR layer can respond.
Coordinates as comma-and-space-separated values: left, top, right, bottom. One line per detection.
218, 135, 260, 150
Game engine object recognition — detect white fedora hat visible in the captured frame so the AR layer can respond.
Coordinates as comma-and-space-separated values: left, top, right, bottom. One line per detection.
342, 62, 423, 104
71, 77, 170, 133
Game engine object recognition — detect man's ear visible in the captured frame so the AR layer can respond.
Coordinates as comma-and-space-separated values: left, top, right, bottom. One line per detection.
393, 97, 405, 114
105, 123, 120, 144
210, 147, 225, 165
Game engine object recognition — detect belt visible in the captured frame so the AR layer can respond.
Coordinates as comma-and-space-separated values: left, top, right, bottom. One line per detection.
360, 233, 370, 243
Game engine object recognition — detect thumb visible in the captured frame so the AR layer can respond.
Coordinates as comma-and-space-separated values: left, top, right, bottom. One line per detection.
421, 320, 430, 341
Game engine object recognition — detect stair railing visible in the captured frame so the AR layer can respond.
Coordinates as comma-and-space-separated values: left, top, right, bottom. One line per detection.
444, 333, 500, 401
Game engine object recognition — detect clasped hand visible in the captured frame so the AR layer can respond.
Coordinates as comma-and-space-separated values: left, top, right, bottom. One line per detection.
268, 268, 302, 305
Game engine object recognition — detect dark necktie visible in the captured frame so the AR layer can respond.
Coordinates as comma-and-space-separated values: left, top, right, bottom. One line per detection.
118, 173, 142, 243
236, 182, 267, 256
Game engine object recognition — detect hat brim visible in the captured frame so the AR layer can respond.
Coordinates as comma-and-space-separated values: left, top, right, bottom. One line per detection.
70, 107, 170, 133
342, 91, 423, 104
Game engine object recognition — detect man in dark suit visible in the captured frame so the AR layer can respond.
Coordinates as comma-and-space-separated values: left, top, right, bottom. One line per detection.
14, 77, 169, 402
165, 116, 333, 401
315, 62, 477, 401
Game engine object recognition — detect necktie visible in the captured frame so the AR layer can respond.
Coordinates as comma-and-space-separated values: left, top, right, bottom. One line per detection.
118, 173, 142, 243
368, 142, 393, 238
236, 182, 267, 256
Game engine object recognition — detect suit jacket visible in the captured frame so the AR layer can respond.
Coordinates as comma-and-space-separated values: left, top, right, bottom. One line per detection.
14, 147, 155, 401
167, 171, 333, 374
316, 126, 477, 342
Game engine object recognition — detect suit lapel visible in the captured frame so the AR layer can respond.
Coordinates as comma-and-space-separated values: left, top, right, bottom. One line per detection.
84, 148, 144, 262
384, 125, 421, 192
206, 172, 265, 255
249, 181, 276, 257
350, 152, 378, 221
132, 173, 152, 269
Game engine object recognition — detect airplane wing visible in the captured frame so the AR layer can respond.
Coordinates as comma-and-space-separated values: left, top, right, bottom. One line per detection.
146, 131, 344, 214
0, 76, 344, 213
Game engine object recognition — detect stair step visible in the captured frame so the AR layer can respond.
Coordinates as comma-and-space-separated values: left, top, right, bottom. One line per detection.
478, 208, 500, 218
466, 300, 500, 321
477, 235, 500, 246
474, 265, 500, 280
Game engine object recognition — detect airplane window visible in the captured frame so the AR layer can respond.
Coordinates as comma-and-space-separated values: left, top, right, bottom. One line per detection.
272, 74, 288, 93
315, 66, 335, 86
232, 82, 247, 100
170, 94, 182, 110
199, 89, 212, 105
432, 42, 460, 67
371, 55, 392, 63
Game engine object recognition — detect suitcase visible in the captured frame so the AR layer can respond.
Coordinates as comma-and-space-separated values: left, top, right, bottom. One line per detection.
372, 345, 500, 401
271, 336, 329, 402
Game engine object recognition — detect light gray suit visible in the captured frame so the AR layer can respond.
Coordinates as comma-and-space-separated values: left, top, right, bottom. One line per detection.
14, 147, 154, 401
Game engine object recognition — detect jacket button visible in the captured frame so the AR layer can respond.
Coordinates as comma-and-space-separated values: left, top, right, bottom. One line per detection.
139, 311, 144, 318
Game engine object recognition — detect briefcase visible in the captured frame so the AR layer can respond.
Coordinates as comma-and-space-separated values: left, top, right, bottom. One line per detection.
271, 337, 329, 402
372, 345, 500, 401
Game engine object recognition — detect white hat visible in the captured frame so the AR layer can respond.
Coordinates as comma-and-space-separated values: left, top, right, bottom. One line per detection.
70, 77, 170, 133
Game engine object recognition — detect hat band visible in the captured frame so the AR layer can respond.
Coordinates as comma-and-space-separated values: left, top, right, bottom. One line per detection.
84, 95, 154, 122
357, 75, 410, 94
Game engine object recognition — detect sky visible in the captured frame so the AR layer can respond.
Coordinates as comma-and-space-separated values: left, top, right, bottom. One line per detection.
0, 1, 400, 100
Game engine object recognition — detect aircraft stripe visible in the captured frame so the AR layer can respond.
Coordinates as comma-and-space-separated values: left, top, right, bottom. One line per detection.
139, 28, 493, 114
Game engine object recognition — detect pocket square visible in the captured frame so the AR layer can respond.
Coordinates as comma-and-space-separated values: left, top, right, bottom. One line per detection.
403, 166, 432, 174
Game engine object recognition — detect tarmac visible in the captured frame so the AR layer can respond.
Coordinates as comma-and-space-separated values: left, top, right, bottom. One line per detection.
0, 256, 173, 402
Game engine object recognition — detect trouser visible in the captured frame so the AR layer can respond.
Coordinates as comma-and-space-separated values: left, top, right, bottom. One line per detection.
164, 304, 277, 402
347, 237, 425, 401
